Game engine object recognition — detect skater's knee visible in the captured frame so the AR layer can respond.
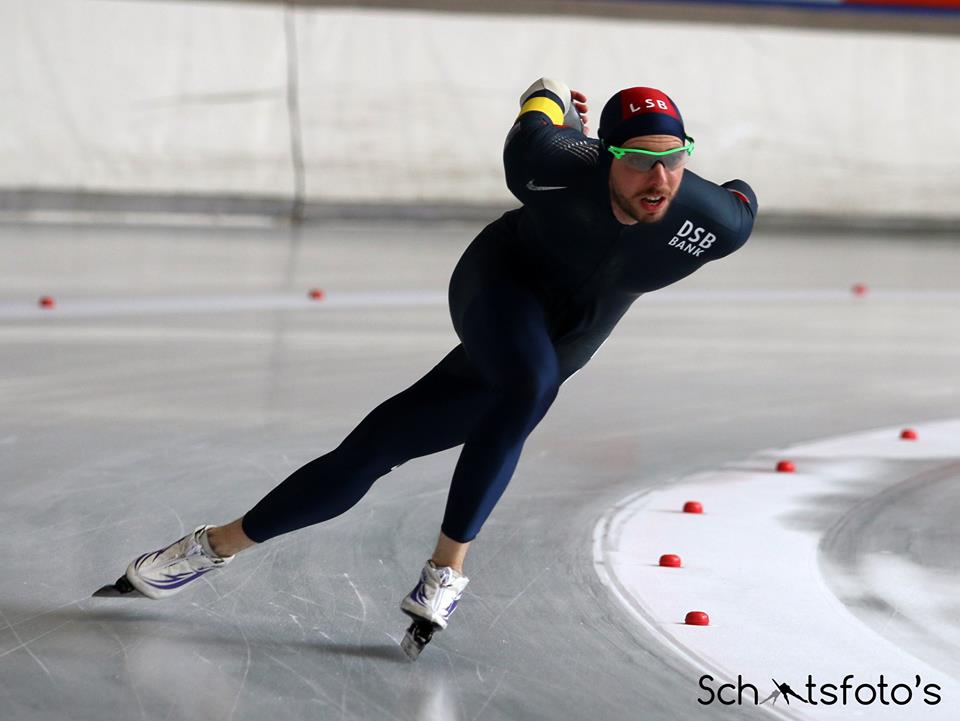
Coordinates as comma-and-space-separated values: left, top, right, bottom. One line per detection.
334, 409, 401, 468
498, 360, 560, 412
327, 440, 397, 481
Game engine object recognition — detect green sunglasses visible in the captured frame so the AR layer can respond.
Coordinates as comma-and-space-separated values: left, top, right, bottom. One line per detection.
606, 136, 695, 171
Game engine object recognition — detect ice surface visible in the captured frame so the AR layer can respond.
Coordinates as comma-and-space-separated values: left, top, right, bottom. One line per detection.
1, 219, 959, 720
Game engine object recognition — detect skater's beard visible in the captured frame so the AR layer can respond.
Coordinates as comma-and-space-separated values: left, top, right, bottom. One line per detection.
609, 183, 674, 224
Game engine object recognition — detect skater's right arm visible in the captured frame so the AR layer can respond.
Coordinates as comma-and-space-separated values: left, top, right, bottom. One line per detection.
503, 78, 600, 204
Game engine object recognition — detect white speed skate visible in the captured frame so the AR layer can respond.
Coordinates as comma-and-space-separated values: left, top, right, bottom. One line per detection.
399, 559, 469, 660
93, 525, 233, 599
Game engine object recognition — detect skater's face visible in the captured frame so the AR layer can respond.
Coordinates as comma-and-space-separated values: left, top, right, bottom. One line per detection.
608, 134, 685, 225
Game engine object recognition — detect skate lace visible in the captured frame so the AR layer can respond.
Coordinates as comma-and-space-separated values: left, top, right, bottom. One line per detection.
159, 539, 216, 572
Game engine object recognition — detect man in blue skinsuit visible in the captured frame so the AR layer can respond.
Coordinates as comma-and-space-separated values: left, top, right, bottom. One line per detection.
100, 77, 757, 655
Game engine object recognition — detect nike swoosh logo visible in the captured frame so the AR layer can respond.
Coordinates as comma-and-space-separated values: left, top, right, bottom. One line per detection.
526, 180, 567, 191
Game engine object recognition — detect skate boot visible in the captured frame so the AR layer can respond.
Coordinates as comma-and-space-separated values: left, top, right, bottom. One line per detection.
93, 525, 234, 599
399, 559, 469, 660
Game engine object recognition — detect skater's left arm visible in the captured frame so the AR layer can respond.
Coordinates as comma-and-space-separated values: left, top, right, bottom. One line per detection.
674, 171, 759, 259
718, 178, 758, 256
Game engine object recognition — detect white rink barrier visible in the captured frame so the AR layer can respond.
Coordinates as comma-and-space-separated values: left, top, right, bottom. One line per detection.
2, 1, 958, 219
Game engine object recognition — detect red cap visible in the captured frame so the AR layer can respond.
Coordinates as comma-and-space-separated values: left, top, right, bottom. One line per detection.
599, 87, 686, 146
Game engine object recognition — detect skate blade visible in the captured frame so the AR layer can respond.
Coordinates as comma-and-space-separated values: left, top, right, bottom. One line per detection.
400, 618, 438, 661
400, 631, 425, 661
92, 575, 145, 598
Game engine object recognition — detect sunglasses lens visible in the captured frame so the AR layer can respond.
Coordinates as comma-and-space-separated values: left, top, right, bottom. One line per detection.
621, 150, 688, 172
621, 154, 655, 171
662, 152, 689, 170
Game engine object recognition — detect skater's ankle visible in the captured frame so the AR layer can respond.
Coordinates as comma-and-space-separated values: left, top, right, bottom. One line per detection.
430, 556, 464, 574
430, 531, 470, 574
206, 520, 256, 557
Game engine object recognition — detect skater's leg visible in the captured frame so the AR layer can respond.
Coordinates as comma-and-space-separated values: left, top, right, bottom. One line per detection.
100, 347, 493, 600
398, 267, 556, 642
440, 282, 560, 544
238, 346, 495, 544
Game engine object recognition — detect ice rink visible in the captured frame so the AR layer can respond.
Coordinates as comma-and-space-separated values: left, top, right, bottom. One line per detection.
1, 217, 958, 720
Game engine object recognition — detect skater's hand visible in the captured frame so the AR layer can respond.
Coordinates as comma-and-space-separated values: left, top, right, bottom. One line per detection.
570, 89, 589, 134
